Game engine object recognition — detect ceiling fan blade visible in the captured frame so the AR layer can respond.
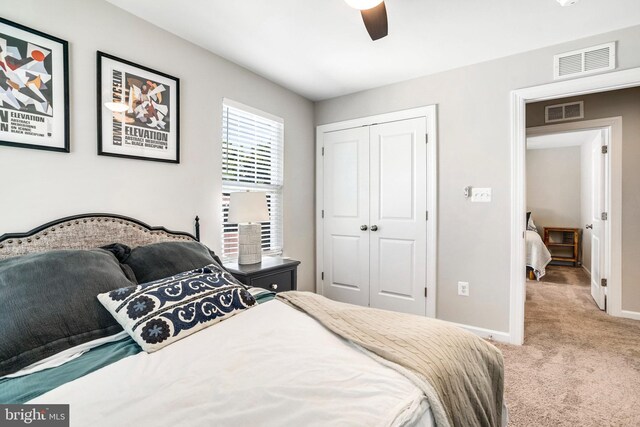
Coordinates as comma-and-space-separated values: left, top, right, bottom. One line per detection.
361, 2, 388, 41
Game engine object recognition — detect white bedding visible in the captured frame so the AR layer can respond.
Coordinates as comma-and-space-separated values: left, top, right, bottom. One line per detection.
526, 230, 552, 279
32, 300, 435, 427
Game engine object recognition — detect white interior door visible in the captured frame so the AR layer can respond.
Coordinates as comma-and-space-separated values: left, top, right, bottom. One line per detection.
590, 130, 608, 310
369, 118, 427, 315
322, 127, 371, 307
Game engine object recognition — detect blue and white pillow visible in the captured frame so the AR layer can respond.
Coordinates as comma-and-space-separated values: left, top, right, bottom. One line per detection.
97, 264, 256, 352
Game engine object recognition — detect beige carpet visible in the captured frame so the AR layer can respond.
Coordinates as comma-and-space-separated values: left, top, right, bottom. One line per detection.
494, 266, 640, 426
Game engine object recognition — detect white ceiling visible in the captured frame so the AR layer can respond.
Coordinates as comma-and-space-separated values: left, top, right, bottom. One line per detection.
527, 129, 600, 149
106, 0, 640, 101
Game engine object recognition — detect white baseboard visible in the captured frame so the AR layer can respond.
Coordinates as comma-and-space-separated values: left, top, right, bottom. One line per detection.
620, 310, 640, 321
446, 321, 512, 344
581, 265, 591, 277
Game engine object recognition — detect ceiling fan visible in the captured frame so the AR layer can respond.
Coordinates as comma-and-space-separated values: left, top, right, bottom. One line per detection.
344, 0, 388, 41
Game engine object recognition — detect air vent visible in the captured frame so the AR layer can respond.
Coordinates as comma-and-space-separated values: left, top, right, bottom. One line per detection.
545, 101, 584, 123
554, 42, 616, 80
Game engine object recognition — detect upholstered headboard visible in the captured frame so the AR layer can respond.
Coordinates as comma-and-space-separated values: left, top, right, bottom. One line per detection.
0, 214, 200, 260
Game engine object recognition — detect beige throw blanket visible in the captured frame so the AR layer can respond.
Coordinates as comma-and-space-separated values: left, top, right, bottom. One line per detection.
277, 292, 504, 427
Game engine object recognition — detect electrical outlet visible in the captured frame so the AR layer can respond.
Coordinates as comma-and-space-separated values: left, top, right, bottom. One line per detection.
471, 188, 492, 203
458, 281, 469, 296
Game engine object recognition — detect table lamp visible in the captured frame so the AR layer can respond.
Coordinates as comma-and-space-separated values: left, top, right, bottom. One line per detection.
228, 191, 270, 265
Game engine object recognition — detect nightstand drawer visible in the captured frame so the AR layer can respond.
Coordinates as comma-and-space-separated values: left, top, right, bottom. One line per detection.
250, 270, 293, 293
224, 257, 300, 292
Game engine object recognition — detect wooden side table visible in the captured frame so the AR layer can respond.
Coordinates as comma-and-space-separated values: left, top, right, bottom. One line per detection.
224, 257, 300, 293
543, 227, 581, 267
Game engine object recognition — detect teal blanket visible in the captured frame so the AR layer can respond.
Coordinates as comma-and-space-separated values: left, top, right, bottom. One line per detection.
0, 337, 140, 404
0, 288, 275, 404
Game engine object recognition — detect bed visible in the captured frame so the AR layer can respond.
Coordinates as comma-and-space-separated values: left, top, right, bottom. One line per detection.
0, 214, 506, 427
526, 231, 552, 280
525, 213, 552, 280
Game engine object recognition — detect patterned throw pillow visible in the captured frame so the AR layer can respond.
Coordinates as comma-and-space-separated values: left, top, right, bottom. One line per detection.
97, 264, 256, 352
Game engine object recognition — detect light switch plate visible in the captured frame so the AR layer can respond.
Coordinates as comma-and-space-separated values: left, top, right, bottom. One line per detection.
471, 188, 492, 202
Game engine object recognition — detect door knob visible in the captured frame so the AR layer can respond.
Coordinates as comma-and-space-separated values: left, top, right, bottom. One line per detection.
360, 225, 368, 231
586, 224, 593, 229
370, 225, 378, 232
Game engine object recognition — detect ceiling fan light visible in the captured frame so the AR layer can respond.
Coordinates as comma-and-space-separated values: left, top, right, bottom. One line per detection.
556, 0, 580, 6
104, 102, 129, 113
344, 0, 384, 11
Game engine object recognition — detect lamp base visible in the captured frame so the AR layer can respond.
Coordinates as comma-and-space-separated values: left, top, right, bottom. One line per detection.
238, 223, 262, 265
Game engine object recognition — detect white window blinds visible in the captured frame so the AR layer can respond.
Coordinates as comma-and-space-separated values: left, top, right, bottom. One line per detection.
221, 99, 284, 259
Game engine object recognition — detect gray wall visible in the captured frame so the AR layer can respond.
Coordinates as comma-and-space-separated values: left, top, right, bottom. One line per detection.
315, 25, 640, 332
527, 87, 640, 313
527, 146, 582, 231
526, 143, 595, 271
0, 0, 316, 291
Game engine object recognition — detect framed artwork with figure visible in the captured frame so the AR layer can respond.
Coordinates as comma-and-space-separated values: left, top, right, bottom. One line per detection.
97, 51, 180, 163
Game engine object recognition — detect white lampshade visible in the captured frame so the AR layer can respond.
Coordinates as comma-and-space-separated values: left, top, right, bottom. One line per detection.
104, 102, 129, 112
228, 191, 269, 223
344, 0, 383, 10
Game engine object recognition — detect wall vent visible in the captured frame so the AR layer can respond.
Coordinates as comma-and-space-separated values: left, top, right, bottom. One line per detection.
554, 42, 616, 80
545, 101, 584, 123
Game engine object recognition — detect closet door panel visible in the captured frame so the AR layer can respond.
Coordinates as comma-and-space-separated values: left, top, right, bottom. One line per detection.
379, 132, 414, 220
378, 238, 415, 297
369, 118, 427, 315
322, 127, 370, 307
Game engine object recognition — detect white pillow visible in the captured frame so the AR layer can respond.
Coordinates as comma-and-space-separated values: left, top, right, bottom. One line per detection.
98, 264, 257, 353
0, 332, 128, 379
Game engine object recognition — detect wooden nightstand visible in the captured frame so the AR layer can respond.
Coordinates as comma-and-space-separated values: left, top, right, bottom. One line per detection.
543, 227, 582, 267
224, 257, 300, 293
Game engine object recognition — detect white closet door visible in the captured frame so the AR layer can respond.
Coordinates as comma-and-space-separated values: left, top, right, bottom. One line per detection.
369, 118, 427, 315
322, 127, 371, 307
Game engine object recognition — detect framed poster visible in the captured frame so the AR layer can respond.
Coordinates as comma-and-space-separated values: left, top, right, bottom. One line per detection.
97, 51, 180, 163
0, 18, 69, 152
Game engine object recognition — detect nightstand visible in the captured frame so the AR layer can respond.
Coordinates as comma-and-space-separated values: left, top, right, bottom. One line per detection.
543, 227, 582, 267
224, 257, 300, 293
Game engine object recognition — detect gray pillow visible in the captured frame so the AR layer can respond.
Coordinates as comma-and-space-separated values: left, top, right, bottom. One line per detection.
123, 241, 231, 284
0, 249, 135, 377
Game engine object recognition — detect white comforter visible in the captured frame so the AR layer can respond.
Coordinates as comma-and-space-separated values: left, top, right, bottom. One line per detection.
526, 230, 552, 279
32, 300, 434, 427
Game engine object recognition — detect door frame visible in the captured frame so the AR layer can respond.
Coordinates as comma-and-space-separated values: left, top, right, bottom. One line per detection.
316, 105, 438, 317
510, 68, 640, 345
526, 118, 621, 314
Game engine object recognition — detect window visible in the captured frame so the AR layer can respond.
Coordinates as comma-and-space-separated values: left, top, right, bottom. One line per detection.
221, 99, 284, 260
